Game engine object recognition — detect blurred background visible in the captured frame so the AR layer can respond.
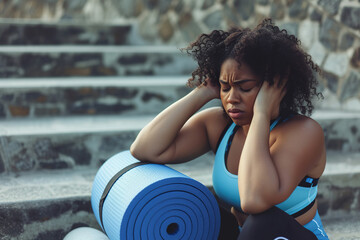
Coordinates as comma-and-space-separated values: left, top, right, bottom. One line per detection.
0, 0, 359, 239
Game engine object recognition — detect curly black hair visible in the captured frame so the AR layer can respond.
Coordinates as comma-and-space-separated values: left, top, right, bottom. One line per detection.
182, 18, 323, 116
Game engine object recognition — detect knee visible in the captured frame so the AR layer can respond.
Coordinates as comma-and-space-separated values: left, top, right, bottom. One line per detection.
239, 207, 288, 239
243, 207, 281, 228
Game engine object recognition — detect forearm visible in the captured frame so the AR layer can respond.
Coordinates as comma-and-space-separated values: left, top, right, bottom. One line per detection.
238, 112, 281, 212
130, 87, 213, 161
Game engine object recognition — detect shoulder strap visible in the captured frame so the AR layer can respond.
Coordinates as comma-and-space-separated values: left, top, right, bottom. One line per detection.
215, 121, 234, 152
270, 117, 282, 131
270, 113, 295, 131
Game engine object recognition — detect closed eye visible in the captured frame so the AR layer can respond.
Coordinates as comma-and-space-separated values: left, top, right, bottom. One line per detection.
221, 86, 230, 92
219, 79, 258, 92
219, 80, 230, 92
240, 87, 252, 92
235, 80, 257, 92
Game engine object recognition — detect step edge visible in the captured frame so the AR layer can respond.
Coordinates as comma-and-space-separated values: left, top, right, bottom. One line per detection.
0, 76, 189, 88
0, 45, 183, 53
0, 18, 134, 26
0, 115, 157, 136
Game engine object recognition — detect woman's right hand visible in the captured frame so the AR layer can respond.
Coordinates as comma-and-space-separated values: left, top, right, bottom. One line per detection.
197, 78, 220, 100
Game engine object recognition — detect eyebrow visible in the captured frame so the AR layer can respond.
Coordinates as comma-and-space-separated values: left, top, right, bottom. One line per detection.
219, 79, 257, 84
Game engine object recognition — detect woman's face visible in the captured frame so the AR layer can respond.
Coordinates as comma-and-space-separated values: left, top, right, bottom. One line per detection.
219, 58, 262, 125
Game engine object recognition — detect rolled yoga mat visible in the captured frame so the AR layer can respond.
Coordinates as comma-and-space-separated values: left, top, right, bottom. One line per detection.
91, 150, 221, 240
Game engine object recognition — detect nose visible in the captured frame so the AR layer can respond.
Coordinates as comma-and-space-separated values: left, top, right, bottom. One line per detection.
227, 88, 240, 104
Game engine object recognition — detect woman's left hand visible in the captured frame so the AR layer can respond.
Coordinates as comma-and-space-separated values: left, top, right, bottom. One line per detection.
253, 75, 287, 119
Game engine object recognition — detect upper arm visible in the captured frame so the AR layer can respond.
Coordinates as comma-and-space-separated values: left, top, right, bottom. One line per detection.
153, 107, 223, 164
269, 117, 325, 204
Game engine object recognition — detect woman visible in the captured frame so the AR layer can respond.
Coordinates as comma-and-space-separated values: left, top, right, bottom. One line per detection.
131, 19, 329, 239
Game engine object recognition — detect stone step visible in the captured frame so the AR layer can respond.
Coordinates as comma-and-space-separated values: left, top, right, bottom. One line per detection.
0, 110, 359, 174
0, 115, 155, 173
0, 45, 195, 77
0, 151, 359, 240
0, 76, 191, 119
0, 20, 134, 46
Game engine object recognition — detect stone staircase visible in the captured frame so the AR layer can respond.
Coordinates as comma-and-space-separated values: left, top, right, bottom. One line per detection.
0, 20, 359, 240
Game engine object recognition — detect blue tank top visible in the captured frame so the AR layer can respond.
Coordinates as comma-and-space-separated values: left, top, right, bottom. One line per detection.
212, 116, 318, 217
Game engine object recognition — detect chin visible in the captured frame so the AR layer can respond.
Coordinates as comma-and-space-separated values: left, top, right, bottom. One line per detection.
231, 118, 251, 126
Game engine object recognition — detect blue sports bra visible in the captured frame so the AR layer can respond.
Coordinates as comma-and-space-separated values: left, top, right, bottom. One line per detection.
212, 116, 319, 218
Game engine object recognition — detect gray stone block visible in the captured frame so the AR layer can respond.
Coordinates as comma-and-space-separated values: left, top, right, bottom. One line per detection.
319, 18, 340, 51
288, 0, 309, 20
341, 7, 360, 30
34, 138, 59, 160
339, 71, 360, 102
323, 52, 349, 77
331, 186, 355, 212
222, 5, 241, 27
234, 0, 255, 21
270, 0, 285, 20
310, 8, 322, 22
143, 0, 172, 13
112, 0, 143, 18
298, 20, 318, 49
256, 0, 269, 5
178, 12, 203, 42
317, 193, 330, 216
351, 47, 360, 69
0, 155, 4, 173
308, 41, 327, 66
202, 0, 216, 9
55, 142, 91, 166
63, 0, 88, 11
323, 71, 339, 94
204, 9, 224, 30
317, 0, 341, 15
10, 148, 37, 172
158, 15, 174, 42
318, 116, 360, 152
0, 103, 5, 118
339, 33, 355, 51
118, 54, 148, 65
319, 171, 360, 218
99, 132, 138, 155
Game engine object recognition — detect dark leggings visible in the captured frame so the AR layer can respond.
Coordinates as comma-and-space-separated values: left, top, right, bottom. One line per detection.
237, 206, 317, 240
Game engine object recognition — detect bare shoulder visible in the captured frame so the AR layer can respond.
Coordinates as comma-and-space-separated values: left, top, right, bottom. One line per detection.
196, 107, 231, 152
280, 115, 324, 139
271, 114, 325, 171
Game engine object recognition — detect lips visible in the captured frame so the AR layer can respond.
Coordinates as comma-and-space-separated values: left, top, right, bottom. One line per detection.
227, 108, 244, 119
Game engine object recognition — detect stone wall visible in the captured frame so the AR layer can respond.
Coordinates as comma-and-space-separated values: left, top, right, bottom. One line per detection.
0, 0, 360, 111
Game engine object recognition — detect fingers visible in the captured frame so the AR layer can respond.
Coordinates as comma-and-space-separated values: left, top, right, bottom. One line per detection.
274, 75, 287, 89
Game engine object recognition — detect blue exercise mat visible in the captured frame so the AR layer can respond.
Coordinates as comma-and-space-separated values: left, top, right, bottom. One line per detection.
91, 150, 221, 240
